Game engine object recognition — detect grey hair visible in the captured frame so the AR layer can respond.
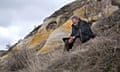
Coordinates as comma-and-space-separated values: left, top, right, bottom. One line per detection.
71, 16, 80, 20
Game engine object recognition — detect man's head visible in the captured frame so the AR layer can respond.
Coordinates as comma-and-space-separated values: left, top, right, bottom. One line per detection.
71, 16, 80, 26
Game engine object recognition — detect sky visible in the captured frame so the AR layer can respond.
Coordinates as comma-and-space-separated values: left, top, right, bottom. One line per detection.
0, 0, 75, 50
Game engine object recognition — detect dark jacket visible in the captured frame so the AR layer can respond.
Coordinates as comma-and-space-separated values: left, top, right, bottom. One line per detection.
71, 20, 94, 42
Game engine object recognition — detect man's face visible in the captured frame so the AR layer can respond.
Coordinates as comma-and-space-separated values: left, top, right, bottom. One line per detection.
72, 18, 79, 26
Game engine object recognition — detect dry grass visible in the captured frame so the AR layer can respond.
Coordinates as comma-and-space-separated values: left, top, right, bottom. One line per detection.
0, 46, 67, 72
42, 37, 120, 72
0, 48, 41, 72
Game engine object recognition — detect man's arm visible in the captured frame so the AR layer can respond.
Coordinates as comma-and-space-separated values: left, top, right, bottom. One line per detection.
70, 26, 74, 37
70, 26, 80, 39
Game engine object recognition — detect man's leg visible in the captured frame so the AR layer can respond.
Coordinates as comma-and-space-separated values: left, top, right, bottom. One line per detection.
64, 39, 70, 51
67, 37, 76, 51
64, 38, 74, 51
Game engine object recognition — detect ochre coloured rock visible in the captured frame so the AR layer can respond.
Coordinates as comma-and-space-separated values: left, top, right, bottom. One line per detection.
38, 20, 73, 54
29, 28, 52, 48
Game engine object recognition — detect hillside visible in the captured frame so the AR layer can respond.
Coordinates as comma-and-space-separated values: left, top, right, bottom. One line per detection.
1, 0, 119, 58
0, 0, 120, 72
0, 50, 6, 57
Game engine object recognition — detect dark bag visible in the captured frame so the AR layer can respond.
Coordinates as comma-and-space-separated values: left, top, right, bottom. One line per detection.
79, 21, 95, 43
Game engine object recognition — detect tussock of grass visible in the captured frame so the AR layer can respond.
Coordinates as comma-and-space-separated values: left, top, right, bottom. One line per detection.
43, 37, 120, 72
0, 48, 41, 72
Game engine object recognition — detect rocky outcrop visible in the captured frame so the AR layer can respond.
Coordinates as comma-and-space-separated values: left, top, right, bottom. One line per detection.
92, 9, 120, 42
37, 0, 118, 54
40, 9, 120, 72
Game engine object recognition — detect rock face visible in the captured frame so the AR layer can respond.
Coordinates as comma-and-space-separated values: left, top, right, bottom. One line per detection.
92, 9, 120, 42
40, 9, 120, 72
0, 0, 119, 60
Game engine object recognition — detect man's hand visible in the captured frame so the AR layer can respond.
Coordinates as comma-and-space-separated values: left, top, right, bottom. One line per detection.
69, 36, 75, 39
68, 36, 75, 43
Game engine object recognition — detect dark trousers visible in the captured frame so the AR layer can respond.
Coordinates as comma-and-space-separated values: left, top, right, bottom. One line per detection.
63, 36, 81, 51
63, 36, 91, 51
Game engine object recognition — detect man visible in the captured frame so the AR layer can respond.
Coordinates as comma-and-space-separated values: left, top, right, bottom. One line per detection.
63, 16, 95, 51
